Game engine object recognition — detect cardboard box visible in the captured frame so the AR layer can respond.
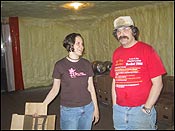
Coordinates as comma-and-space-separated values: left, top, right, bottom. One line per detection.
25, 102, 47, 115
156, 99, 174, 125
94, 75, 113, 105
162, 76, 174, 94
10, 114, 56, 130
94, 75, 112, 92
10, 102, 56, 130
97, 89, 112, 105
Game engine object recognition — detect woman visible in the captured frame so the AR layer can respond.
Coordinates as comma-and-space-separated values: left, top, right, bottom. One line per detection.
43, 33, 99, 130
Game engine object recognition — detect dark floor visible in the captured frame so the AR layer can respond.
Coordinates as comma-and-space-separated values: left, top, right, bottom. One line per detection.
1, 86, 174, 130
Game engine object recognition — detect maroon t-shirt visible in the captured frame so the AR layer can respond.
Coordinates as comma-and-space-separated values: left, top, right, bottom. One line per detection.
52, 57, 94, 107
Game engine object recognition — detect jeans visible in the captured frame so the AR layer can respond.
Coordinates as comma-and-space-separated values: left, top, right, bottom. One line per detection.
113, 104, 157, 130
60, 102, 94, 130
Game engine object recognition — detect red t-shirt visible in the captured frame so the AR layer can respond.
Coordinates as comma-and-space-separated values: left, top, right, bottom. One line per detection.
110, 41, 166, 107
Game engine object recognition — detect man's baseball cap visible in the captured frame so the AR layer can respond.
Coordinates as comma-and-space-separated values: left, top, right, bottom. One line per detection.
114, 16, 134, 29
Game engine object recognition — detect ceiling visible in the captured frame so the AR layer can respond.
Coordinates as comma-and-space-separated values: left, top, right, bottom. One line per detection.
1, 1, 167, 29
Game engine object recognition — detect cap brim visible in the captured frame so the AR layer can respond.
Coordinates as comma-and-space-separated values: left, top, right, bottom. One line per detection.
114, 25, 132, 30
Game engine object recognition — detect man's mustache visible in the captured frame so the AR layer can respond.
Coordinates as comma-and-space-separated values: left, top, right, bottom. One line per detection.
118, 36, 129, 40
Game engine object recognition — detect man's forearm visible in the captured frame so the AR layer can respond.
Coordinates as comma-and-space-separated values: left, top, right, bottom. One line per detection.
144, 76, 163, 109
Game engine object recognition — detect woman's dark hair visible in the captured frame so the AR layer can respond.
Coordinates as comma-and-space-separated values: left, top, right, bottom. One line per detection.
113, 25, 139, 41
63, 33, 84, 52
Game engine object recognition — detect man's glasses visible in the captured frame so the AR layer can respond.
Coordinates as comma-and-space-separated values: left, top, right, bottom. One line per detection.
116, 26, 131, 35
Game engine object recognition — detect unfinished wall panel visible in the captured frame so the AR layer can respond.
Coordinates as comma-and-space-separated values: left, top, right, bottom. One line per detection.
18, 2, 173, 89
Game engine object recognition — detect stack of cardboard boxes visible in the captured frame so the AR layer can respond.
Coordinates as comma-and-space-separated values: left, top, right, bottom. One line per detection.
93, 74, 113, 106
155, 76, 174, 126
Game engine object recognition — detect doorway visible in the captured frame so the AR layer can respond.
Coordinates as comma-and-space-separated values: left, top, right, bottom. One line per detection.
1, 23, 15, 92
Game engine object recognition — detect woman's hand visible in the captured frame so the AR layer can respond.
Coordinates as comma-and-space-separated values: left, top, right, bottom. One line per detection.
32, 112, 39, 118
93, 108, 100, 125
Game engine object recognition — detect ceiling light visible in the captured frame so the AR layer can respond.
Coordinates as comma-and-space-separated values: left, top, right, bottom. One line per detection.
70, 2, 83, 10
61, 2, 94, 10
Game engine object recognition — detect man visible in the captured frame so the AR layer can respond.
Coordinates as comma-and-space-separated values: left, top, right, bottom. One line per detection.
110, 16, 166, 130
